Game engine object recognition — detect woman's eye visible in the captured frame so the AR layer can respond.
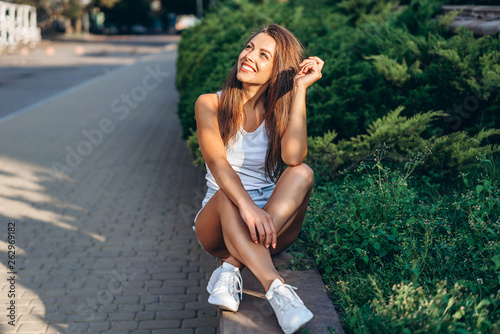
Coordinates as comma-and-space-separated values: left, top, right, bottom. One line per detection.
261, 53, 268, 59
245, 45, 251, 49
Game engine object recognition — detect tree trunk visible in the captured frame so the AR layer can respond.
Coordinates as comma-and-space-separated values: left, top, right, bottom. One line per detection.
65, 17, 73, 34
75, 17, 82, 33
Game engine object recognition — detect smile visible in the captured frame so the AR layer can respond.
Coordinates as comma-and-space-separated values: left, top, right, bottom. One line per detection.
240, 63, 256, 73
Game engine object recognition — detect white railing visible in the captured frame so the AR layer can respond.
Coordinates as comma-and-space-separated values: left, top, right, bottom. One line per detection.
0, 1, 41, 53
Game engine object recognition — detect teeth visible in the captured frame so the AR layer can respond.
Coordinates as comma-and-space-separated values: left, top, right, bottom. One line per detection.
242, 65, 255, 72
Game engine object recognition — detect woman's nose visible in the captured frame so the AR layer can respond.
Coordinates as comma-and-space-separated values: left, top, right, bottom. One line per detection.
245, 50, 256, 62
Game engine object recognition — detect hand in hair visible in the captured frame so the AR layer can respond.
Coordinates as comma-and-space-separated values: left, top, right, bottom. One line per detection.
294, 56, 324, 90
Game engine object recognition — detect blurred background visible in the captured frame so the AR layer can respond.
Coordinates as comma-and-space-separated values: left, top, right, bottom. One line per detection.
1, 0, 498, 40
2, 0, 214, 37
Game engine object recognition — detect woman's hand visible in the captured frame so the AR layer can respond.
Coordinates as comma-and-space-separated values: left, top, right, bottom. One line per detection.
294, 56, 324, 90
239, 202, 277, 249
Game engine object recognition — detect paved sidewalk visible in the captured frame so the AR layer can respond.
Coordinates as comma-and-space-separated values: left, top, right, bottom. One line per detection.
0, 46, 218, 333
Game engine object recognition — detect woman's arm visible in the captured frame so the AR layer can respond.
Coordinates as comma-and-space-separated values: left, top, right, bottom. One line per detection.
281, 57, 324, 166
195, 94, 250, 209
195, 94, 277, 248
281, 87, 308, 166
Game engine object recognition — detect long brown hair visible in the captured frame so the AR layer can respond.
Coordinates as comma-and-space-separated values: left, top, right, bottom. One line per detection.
217, 24, 305, 183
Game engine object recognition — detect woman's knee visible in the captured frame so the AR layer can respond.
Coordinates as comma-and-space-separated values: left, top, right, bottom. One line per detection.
202, 244, 231, 259
288, 163, 315, 188
196, 227, 230, 258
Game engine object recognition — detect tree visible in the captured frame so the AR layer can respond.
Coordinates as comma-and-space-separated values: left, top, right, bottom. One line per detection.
62, 0, 83, 21
9, 0, 67, 21
89, 0, 121, 9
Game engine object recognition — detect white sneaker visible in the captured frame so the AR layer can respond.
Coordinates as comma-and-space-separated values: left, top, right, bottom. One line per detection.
206, 262, 237, 294
207, 264, 243, 312
265, 279, 314, 334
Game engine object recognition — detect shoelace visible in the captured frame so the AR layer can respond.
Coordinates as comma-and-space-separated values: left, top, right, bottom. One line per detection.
269, 284, 303, 309
213, 269, 243, 300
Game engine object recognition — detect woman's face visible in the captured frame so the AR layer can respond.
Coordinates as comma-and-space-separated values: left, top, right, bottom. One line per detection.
236, 33, 276, 86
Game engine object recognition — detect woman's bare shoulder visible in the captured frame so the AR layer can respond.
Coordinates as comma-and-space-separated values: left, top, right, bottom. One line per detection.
195, 93, 219, 116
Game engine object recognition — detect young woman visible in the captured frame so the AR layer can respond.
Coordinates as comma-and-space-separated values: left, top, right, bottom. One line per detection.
193, 23, 324, 334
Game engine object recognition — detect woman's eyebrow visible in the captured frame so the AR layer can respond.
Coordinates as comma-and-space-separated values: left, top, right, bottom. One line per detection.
261, 48, 273, 58
248, 42, 273, 58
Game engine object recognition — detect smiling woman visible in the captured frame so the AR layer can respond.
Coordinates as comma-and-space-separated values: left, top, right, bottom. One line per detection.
237, 34, 276, 84
192, 23, 324, 333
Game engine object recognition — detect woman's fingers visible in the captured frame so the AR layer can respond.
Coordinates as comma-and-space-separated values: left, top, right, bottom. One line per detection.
255, 222, 266, 245
300, 56, 322, 66
264, 226, 272, 248
256, 215, 274, 248
300, 56, 324, 74
309, 56, 324, 73
268, 216, 277, 249
241, 206, 277, 249
245, 218, 259, 244
255, 214, 277, 249
297, 62, 321, 83
262, 215, 275, 249
303, 61, 320, 74
298, 64, 314, 76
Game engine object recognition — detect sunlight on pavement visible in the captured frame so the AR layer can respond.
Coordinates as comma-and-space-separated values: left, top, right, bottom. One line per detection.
0, 240, 25, 256
0, 275, 68, 334
0, 274, 52, 334
0, 155, 106, 243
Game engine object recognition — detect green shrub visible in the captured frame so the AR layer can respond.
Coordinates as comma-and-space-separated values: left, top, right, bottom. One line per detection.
177, 0, 500, 141
301, 154, 500, 333
305, 107, 500, 184
341, 279, 500, 334
177, 0, 500, 187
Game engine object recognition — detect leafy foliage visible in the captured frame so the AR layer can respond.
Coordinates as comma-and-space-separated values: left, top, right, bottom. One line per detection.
178, 0, 499, 187
302, 155, 500, 333
306, 108, 500, 184
62, 0, 83, 21
177, 0, 500, 141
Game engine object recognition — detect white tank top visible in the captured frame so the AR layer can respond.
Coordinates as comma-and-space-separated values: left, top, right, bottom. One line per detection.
205, 91, 276, 190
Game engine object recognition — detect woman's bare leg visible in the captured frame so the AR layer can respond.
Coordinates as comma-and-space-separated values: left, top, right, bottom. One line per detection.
218, 256, 243, 269
196, 189, 282, 289
264, 164, 314, 254
195, 163, 314, 291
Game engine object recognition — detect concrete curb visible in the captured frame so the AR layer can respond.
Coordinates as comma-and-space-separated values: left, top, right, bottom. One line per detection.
220, 252, 344, 334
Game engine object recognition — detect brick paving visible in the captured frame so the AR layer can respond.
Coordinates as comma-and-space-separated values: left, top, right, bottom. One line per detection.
0, 45, 218, 333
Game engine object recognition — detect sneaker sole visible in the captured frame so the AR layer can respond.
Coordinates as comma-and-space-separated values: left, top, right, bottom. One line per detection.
208, 296, 239, 312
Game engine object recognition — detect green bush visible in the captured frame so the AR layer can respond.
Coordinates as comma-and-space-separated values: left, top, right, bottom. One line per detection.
342, 279, 500, 334
305, 107, 500, 184
177, 0, 500, 141
178, 0, 500, 187
301, 154, 500, 333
